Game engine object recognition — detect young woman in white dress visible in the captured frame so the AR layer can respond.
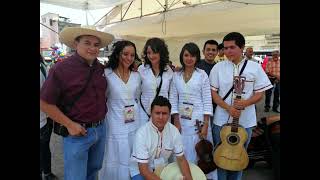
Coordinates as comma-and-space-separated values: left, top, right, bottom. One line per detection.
99, 40, 141, 180
169, 42, 217, 179
138, 38, 173, 127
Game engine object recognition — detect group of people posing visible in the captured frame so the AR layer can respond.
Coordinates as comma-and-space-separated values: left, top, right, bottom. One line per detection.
40, 26, 274, 180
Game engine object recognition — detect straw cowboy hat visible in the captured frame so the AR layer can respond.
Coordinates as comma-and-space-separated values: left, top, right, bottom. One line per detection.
159, 162, 206, 180
59, 26, 114, 48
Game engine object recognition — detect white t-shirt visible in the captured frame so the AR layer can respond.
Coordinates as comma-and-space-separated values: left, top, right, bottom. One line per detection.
105, 68, 141, 135
138, 64, 173, 115
169, 68, 213, 127
130, 120, 184, 176
40, 66, 47, 129
209, 58, 273, 128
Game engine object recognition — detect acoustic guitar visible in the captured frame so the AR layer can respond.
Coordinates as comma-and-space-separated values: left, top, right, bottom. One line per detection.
195, 120, 216, 174
213, 76, 249, 171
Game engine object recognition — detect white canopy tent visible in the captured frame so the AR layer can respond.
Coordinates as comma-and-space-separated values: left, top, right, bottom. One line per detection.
40, 0, 280, 65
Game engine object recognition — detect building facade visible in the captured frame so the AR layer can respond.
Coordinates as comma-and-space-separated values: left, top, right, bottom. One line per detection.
40, 13, 80, 50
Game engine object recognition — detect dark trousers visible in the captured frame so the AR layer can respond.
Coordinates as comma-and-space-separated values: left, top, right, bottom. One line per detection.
40, 119, 53, 175
265, 81, 280, 110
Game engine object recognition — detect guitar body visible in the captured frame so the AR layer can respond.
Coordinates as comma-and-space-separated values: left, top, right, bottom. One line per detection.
213, 125, 249, 171
195, 120, 217, 174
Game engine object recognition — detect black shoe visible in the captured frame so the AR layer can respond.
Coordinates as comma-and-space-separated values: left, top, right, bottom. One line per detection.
272, 108, 280, 113
264, 107, 270, 112
44, 173, 58, 180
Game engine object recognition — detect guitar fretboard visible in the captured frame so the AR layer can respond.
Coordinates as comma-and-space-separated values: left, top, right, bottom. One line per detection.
231, 95, 241, 132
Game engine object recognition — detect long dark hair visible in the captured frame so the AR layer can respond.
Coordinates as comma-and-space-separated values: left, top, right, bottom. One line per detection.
107, 40, 140, 70
142, 37, 169, 73
179, 42, 201, 71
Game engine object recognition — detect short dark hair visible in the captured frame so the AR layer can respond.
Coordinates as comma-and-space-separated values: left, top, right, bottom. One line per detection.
179, 42, 201, 70
223, 32, 245, 49
151, 96, 171, 112
143, 37, 169, 72
107, 40, 140, 70
203, 40, 218, 51
218, 43, 224, 50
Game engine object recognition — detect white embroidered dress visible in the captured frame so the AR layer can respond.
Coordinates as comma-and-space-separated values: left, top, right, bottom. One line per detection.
169, 68, 217, 179
138, 64, 173, 126
99, 68, 141, 180
169, 68, 213, 160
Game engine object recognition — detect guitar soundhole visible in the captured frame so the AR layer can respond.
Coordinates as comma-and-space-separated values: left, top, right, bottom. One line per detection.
227, 134, 240, 145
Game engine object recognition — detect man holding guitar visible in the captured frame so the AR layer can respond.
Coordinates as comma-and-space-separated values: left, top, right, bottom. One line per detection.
208, 32, 273, 180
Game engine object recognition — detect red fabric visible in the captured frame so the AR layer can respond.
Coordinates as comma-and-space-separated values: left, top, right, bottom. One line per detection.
262, 56, 269, 71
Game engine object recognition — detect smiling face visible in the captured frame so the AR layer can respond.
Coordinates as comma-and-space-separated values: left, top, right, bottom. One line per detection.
151, 105, 170, 131
182, 50, 197, 69
203, 44, 218, 62
74, 35, 101, 63
119, 45, 135, 69
146, 46, 161, 66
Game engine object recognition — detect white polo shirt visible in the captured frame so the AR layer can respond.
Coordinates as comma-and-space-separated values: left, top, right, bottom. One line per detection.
209, 58, 273, 128
130, 120, 184, 176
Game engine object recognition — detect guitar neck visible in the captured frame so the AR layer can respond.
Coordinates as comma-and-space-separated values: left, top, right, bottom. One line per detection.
231, 96, 241, 132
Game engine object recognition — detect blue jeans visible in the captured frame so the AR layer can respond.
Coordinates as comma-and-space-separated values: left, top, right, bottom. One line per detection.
63, 121, 106, 180
212, 124, 253, 180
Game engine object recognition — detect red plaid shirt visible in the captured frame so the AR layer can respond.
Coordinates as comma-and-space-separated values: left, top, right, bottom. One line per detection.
266, 59, 280, 79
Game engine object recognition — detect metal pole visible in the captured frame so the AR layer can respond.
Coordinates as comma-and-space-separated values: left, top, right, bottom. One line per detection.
86, 11, 88, 25
141, 0, 142, 17
85, 1, 89, 25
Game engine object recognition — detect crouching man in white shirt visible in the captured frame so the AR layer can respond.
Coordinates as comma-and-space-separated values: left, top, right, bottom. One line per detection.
130, 96, 193, 180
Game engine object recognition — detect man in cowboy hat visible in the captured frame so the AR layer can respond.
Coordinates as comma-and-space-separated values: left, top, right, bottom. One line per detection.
129, 96, 193, 180
40, 26, 114, 180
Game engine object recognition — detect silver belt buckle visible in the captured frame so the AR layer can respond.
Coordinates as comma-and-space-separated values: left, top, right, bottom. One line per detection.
92, 120, 102, 128
92, 122, 98, 128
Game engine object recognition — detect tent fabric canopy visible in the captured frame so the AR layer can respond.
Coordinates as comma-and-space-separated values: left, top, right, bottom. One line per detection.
95, 0, 279, 64
40, 0, 131, 10
40, 0, 280, 65
96, 0, 279, 38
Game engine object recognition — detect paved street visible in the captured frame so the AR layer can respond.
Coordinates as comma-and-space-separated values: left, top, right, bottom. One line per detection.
50, 93, 279, 180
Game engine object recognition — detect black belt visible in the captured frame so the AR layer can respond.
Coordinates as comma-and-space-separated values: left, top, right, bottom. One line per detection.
78, 119, 104, 128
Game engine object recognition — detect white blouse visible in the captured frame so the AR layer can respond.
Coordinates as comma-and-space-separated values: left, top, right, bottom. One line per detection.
169, 68, 213, 127
138, 64, 173, 115
104, 68, 141, 135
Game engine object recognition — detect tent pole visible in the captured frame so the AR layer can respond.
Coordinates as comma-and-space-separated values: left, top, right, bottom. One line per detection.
141, 0, 142, 17
86, 11, 88, 25
85, 1, 89, 25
